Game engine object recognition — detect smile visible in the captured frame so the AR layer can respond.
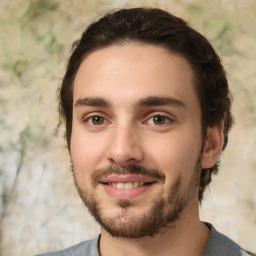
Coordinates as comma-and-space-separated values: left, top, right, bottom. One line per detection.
107, 182, 145, 189
100, 175, 155, 199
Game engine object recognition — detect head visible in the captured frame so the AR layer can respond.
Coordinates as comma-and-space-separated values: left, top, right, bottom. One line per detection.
59, 7, 233, 203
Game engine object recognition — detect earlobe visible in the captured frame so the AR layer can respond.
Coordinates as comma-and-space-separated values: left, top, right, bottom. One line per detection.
201, 121, 224, 169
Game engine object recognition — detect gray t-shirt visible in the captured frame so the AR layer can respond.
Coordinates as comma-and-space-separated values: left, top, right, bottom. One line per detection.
35, 224, 253, 256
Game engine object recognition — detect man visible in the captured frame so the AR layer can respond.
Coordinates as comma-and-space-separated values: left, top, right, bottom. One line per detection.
36, 8, 254, 256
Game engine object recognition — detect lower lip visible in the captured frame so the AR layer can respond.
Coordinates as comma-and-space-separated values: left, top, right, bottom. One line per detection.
102, 183, 153, 200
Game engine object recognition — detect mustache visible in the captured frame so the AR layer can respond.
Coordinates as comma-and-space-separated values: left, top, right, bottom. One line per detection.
91, 164, 166, 187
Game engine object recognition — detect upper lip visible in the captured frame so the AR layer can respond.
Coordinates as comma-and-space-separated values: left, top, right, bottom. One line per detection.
100, 175, 155, 184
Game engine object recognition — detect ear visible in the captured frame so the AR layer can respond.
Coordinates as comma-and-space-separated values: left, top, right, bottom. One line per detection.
201, 121, 224, 169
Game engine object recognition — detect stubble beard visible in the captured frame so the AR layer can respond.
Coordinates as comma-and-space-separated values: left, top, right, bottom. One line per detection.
72, 160, 201, 239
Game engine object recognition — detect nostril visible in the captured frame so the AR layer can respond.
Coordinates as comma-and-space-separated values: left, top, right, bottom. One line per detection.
106, 133, 144, 166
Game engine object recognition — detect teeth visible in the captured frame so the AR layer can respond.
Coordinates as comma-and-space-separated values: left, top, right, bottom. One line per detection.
124, 182, 133, 189
117, 183, 125, 189
108, 182, 145, 189
133, 182, 139, 188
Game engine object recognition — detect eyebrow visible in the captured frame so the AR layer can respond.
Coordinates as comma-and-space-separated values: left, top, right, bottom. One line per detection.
74, 96, 185, 108
74, 97, 111, 108
135, 96, 185, 108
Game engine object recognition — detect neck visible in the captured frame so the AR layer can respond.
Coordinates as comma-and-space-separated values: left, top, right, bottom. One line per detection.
99, 203, 210, 256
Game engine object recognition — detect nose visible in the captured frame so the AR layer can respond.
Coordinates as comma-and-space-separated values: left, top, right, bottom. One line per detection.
106, 123, 144, 166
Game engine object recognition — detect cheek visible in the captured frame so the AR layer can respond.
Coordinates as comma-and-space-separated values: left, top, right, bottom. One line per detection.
145, 130, 202, 175
70, 128, 108, 173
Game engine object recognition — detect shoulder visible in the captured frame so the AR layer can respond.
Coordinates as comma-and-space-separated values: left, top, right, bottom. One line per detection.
34, 235, 100, 256
203, 223, 255, 256
241, 250, 256, 256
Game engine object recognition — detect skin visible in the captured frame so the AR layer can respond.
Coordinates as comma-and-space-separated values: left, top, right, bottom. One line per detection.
71, 43, 224, 256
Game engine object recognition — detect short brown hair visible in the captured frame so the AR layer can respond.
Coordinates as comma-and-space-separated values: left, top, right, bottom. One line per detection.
59, 8, 233, 202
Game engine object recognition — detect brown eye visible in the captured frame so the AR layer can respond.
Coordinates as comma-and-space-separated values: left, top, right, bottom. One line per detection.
88, 116, 105, 125
153, 116, 167, 125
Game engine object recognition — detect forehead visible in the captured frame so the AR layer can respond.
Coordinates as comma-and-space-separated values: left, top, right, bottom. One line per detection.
73, 43, 199, 109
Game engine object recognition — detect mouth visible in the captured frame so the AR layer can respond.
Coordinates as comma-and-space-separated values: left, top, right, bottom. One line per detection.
106, 181, 151, 189
100, 175, 156, 199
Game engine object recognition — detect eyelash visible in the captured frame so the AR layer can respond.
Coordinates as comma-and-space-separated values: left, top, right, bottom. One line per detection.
145, 115, 172, 125
84, 115, 109, 126
83, 113, 173, 127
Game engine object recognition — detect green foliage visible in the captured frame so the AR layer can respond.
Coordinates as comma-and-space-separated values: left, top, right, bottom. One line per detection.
187, 3, 203, 15
187, 3, 235, 55
22, 0, 59, 26
12, 59, 29, 77
204, 17, 234, 53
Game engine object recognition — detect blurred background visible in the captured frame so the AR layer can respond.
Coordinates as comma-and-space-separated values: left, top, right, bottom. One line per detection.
0, 0, 255, 255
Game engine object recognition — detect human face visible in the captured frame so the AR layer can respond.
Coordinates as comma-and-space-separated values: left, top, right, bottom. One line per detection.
71, 43, 204, 238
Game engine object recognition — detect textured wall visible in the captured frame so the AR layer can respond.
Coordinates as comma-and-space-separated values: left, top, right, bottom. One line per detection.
0, 0, 255, 255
